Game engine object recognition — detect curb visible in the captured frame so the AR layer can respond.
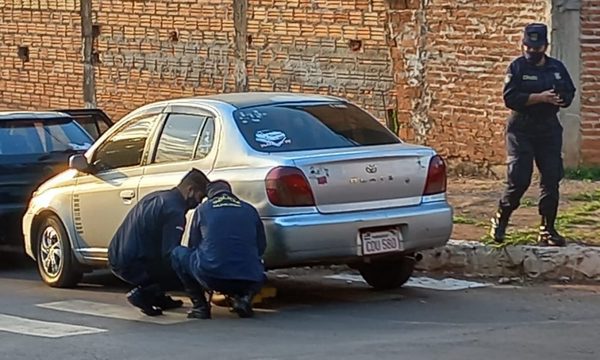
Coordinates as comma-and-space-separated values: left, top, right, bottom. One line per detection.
416, 240, 600, 281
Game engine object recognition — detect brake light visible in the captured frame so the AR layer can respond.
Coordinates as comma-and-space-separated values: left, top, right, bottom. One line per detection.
423, 155, 447, 195
265, 166, 316, 207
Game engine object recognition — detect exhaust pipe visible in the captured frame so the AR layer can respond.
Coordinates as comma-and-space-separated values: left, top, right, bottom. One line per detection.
405, 253, 423, 263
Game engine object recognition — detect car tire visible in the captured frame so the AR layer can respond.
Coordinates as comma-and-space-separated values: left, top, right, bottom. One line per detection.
358, 256, 416, 291
36, 215, 83, 288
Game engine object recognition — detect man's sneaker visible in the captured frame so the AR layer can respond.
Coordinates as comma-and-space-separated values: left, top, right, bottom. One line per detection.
153, 294, 183, 311
127, 287, 163, 316
231, 294, 254, 318
538, 227, 566, 247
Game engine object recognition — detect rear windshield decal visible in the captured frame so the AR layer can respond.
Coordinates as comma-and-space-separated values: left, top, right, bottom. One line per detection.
238, 110, 267, 123
255, 130, 290, 148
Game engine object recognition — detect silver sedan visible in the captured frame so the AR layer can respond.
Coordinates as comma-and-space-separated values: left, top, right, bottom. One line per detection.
22, 92, 453, 290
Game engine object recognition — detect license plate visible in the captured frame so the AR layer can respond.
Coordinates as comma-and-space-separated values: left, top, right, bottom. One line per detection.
360, 227, 403, 255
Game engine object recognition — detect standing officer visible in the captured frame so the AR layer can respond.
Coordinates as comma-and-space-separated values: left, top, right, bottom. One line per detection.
171, 180, 267, 319
491, 23, 576, 246
108, 168, 210, 316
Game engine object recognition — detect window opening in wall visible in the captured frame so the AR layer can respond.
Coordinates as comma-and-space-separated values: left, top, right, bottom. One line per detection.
17, 46, 29, 62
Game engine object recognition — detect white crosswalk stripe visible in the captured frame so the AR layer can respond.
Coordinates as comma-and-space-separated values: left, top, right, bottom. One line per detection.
0, 313, 106, 338
37, 299, 191, 325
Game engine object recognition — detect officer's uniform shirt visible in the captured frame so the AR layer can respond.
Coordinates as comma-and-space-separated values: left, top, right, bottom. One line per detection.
187, 191, 266, 283
503, 55, 576, 134
108, 188, 188, 271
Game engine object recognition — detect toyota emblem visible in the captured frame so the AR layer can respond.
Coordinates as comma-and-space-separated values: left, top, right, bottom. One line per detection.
365, 164, 377, 174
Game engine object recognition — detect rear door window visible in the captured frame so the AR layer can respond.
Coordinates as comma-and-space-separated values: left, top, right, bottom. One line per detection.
233, 102, 399, 152
153, 114, 207, 164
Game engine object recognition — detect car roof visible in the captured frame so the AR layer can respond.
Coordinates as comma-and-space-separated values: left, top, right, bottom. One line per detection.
194, 92, 345, 109
0, 111, 71, 121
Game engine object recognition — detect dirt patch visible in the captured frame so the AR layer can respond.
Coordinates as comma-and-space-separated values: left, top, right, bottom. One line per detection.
448, 177, 600, 246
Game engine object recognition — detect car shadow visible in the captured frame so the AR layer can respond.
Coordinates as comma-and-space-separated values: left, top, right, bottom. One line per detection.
1, 257, 433, 313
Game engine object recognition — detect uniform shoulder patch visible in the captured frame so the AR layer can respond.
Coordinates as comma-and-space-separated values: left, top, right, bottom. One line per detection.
504, 73, 512, 84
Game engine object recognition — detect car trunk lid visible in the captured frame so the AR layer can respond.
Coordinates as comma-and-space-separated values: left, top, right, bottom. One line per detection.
289, 144, 434, 214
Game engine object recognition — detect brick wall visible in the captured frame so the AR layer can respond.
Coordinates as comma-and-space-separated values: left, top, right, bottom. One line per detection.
581, 0, 600, 165
1, 0, 597, 167
389, 0, 551, 172
0, 1, 84, 110
93, 0, 237, 120
246, 0, 395, 121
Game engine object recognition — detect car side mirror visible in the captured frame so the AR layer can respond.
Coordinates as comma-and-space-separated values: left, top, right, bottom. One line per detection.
69, 154, 90, 173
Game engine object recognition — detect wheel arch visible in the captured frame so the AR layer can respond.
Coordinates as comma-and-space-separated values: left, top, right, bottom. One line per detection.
30, 210, 74, 260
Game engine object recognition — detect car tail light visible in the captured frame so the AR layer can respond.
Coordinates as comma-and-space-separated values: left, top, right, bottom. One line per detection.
265, 166, 316, 207
423, 155, 447, 195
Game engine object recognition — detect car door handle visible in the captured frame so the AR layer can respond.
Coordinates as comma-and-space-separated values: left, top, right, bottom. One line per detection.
119, 190, 135, 200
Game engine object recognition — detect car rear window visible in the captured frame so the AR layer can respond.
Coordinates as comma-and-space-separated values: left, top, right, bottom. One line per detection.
233, 102, 400, 152
0, 118, 93, 155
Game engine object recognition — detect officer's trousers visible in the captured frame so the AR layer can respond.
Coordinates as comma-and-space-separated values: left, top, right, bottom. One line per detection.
499, 127, 564, 219
110, 258, 182, 291
170, 246, 264, 298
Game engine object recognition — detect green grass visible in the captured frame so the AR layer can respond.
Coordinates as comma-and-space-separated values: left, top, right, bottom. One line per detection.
480, 191, 600, 248
453, 215, 477, 225
564, 167, 600, 181
569, 189, 600, 202
521, 197, 536, 208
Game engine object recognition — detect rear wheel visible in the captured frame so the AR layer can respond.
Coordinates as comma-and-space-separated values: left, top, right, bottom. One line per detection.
36, 215, 82, 288
358, 256, 416, 290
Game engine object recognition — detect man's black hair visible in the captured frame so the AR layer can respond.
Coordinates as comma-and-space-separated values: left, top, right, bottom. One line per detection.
207, 180, 232, 198
180, 168, 210, 191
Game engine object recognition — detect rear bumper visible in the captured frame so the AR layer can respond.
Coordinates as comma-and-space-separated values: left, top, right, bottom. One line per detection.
262, 200, 453, 268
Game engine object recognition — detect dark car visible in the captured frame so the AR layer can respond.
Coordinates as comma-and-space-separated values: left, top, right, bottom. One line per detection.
0, 109, 113, 252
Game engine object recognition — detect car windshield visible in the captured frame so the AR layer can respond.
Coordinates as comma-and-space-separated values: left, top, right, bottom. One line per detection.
0, 118, 93, 156
233, 102, 400, 152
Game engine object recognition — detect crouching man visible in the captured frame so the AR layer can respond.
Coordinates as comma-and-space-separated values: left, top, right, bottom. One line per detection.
108, 168, 210, 316
171, 180, 267, 319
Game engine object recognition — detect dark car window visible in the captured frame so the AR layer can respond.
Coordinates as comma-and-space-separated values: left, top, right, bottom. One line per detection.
154, 114, 207, 164
0, 118, 93, 156
233, 102, 399, 152
76, 118, 101, 139
92, 115, 158, 171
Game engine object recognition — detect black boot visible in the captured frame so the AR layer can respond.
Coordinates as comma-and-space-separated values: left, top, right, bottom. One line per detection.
153, 294, 184, 311
231, 293, 254, 318
127, 285, 163, 317
187, 292, 211, 320
490, 208, 511, 243
538, 215, 566, 247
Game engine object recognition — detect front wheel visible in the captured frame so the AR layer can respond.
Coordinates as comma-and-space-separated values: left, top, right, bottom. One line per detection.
358, 256, 416, 290
36, 215, 82, 288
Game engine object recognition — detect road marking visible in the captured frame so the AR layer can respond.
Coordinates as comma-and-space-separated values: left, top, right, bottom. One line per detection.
37, 300, 190, 325
0, 314, 106, 338
324, 274, 492, 291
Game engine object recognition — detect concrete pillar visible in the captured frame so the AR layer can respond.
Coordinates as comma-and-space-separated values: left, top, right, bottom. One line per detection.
551, 0, 582, 167
233, 0, 248, 92
81, 0, 96, 108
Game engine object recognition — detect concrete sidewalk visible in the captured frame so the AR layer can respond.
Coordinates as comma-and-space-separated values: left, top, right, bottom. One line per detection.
417, 240, 600, 282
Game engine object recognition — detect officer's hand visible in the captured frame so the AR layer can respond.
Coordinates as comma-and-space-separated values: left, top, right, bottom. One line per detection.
540, 90, 563, 106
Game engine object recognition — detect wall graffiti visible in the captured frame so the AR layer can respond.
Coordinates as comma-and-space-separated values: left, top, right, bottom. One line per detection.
98, 32, 235, 89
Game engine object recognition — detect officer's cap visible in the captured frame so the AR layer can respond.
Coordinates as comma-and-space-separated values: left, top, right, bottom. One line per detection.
522, 23, 548, 47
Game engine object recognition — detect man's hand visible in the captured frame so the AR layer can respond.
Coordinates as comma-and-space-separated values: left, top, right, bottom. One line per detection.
527, 90, 564, 106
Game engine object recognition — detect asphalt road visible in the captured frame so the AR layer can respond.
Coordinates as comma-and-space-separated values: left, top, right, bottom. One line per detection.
1, 253, 599, 360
